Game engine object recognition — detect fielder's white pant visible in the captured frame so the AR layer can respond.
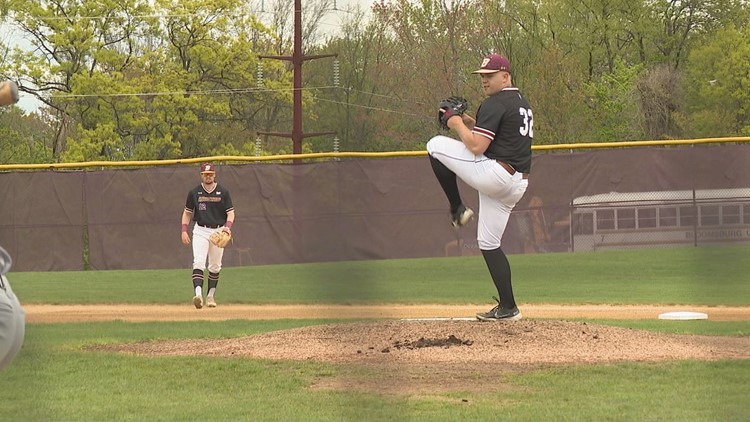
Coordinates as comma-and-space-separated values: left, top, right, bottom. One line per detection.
192, 225, 226, 273
427, 135, 528, 250
0, 275, 25, 371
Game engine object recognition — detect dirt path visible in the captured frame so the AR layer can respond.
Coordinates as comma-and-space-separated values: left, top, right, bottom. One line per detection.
25, 303, 750, 323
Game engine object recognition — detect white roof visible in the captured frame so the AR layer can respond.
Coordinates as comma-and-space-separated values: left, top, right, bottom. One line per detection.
572, 188, 750, 206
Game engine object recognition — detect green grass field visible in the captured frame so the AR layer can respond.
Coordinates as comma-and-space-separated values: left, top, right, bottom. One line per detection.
12, 245, 750, 305
2, 245, 749, 421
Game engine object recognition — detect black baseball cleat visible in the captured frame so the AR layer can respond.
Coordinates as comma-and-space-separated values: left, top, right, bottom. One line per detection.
451, 204, 475, 228
476, 297, 522, 321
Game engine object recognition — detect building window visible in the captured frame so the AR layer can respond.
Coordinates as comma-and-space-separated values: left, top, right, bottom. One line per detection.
659, 207, 677, 227
722, 205, 741, 225
617, 208, 636, 229
637, 208, 657, 228
700, 205, 720, 226
573, 213, 594, 235
679, 206, 695, 227
596, 209, 615, 230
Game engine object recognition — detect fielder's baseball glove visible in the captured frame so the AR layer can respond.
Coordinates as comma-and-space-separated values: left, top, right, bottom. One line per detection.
437, 96, 468, 130
209, 229, 232, 248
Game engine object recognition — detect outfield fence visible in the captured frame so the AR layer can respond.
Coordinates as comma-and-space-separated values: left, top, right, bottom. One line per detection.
1, 138, 749, 271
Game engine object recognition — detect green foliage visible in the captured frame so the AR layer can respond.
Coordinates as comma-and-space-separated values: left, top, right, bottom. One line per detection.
2, 0, 749, 159
0, 108, 54, 163
62, 123, 121, 161
678, 23, 750, 137
133, 133, 182, 160
583, 60, 646, 141
5, 0, 289, 161
523, 47, 592, 144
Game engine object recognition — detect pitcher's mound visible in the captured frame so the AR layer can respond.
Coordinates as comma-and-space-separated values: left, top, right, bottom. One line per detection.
100, 319, 749, 365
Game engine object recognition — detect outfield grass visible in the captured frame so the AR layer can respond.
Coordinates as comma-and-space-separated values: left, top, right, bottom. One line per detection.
2, 245, 748, 421
11, 245, 750, 306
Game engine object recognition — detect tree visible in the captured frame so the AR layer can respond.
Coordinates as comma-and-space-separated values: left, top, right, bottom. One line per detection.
645, 0, 744, 70
636, 64, 681, 139
584, 59, 645, 141
0, 107, 55, 163
677, 23, 750, 137
331, 0, 480, 150
3, 0, 749, 159
5, 0, 290, 161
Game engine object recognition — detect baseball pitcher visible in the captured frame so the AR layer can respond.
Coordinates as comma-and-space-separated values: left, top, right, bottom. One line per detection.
428, 53, 533, 321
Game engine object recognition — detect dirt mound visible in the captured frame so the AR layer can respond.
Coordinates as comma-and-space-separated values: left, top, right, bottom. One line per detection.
97, 319, 750, 365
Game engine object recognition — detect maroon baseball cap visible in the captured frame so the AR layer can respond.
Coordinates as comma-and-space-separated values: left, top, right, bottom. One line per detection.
200, 163, 216, 173
472, 53, 511, 74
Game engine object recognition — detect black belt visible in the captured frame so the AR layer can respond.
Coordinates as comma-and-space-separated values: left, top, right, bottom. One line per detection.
197, 223, 221, 229
496, 160, 529, 179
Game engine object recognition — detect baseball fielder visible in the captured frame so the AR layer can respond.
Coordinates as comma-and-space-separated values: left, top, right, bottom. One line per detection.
0, 246, 25, 371
181, 163, 235, 309
428, 53, 533, 321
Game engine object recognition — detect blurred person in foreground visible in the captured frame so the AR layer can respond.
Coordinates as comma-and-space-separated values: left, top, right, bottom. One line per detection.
0, 245, 25, 371
1, 82, 25, 371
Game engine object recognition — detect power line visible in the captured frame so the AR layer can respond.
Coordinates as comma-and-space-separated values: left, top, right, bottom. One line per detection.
21, 7, 354, 22
42, 84, 432, 119
48, 87, 266, 99
46, 85, 430, 103
29, 13, 229, 21
311, 96, 428, 119
344, 87, 432, 107
46, 85, 339, 99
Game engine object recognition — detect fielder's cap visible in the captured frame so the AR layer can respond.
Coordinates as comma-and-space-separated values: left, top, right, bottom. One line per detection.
472, 53, 511, 74
200, 163, 216, 173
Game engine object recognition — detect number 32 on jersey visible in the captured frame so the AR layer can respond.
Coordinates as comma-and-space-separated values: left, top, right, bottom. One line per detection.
519, 107, 534, 138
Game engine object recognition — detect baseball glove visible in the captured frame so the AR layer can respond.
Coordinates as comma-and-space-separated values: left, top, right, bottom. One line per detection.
437, 96, 468, 130
209, 229, 232, 248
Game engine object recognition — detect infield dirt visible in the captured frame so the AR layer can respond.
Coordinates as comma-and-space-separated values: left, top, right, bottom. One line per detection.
24, 303, 750, 323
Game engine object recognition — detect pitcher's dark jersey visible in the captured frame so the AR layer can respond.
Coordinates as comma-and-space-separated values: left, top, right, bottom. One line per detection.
472, 87, 533, 173
184, 183, 234, 228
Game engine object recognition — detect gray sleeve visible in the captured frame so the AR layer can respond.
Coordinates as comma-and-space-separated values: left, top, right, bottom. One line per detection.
0, 276, 26, 372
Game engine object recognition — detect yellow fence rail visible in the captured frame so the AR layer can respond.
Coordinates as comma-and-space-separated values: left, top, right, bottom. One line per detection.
1, 137, 749, 171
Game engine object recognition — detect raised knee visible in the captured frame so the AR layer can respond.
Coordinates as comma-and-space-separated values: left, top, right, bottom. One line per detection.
426, 135, 445, 153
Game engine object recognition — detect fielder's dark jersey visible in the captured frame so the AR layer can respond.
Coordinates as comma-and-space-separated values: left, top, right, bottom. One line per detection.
472, 87, 533, 174
184, 183, 234, 228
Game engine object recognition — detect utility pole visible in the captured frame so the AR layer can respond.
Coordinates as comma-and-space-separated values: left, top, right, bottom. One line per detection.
258, 0, 337, 156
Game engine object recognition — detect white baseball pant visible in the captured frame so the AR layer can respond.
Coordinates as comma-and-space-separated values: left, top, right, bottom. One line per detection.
427, 135, 528, 250
192, 225, 226, 273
